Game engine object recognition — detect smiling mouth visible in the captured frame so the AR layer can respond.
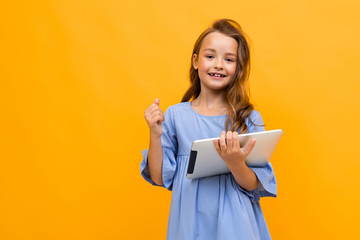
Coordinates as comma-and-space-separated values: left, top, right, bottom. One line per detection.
208, 73, 226, 77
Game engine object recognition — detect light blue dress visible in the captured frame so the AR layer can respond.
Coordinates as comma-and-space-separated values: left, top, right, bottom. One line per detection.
140, 102, 277, 240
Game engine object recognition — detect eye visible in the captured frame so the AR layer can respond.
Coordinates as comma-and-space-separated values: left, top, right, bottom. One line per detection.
206, 55, 214, 59
225, 58, 235, 62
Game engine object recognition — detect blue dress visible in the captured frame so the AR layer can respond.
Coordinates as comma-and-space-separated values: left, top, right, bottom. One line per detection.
140, 102, 277, 240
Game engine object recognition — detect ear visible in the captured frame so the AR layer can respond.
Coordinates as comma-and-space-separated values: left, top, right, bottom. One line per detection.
192, 53, 198, 69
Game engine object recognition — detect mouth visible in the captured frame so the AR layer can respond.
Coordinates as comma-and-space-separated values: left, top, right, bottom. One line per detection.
208, 73, 226, 78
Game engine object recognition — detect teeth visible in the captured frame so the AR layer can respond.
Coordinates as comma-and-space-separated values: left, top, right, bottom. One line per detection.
210, 73, 224, 77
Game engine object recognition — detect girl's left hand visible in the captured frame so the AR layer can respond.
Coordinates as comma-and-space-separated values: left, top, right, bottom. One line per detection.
213, 131, 256, 169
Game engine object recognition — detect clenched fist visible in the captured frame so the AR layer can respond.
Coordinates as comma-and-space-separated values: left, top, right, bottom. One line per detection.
144, 98, 164, 137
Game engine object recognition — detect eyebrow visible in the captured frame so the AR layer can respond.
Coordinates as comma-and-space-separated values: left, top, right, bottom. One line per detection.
203, 48, 237, 57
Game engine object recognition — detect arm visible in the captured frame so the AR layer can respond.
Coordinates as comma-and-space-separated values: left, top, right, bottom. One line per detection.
214, 131, 259, 191
144, 98, 164, 185
148, 133, 164, 185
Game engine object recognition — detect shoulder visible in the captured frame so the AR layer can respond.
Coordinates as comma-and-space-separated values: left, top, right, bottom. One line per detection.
246, 109, 265, 132
167, 102, 189, 110
162, 102, 190, 125
248, 109, 262, 123
164, 102, 189, 116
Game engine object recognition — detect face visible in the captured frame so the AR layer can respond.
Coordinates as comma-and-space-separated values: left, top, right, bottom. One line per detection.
193, 31, 238, 92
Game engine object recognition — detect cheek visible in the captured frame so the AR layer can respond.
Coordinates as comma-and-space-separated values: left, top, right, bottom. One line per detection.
225, 65, 236, 77
198, 60, 211, 70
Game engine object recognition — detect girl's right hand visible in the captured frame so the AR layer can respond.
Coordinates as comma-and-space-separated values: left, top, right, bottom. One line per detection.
144, 98, 164, 137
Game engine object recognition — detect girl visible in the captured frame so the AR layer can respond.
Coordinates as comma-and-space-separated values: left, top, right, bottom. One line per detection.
141, 19, 276, 240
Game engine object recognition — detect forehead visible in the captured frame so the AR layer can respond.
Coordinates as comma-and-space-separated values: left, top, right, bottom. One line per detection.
200, 32, 238, 54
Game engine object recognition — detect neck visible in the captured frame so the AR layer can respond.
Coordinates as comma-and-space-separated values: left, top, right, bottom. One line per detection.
191, 88, 228, 115
194, 93, 226, 107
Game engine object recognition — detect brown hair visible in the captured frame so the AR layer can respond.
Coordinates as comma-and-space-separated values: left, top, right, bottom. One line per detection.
181, 19, 258, 133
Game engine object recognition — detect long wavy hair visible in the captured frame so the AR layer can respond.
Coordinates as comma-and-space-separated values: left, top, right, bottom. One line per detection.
181, 19, 258, 133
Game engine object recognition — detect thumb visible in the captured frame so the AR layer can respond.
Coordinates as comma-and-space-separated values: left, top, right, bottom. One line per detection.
243, 139, 256, 156
154, 98, 159, 106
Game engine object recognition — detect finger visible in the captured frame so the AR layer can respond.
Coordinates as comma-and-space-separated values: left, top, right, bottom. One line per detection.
149, 108, 164, 117
144, 104, 153, 116
144, 105, 156, 117
145, 107, 161, 119
226, 131, 233, 150
151, 114, 164, 124
242, 139, 257, 156
147, 109, 164, 122
219, 131, 227, 152
213, 139, 221, 154
154, 98, 159, 106
148, 104, 162, 114
151, 112, 164, 120
232, 131, 239, 150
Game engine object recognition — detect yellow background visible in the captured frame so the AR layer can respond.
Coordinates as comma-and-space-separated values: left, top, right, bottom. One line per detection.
1, 0, 359, 239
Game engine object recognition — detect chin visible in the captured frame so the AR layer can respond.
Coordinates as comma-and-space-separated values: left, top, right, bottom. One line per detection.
201, 78, 231, 92
208, 84, 229, 91
210, 81, 230, 90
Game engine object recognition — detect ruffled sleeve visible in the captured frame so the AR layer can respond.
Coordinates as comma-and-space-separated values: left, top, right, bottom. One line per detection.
140, 106, 178, 190
243, 110, 277, 202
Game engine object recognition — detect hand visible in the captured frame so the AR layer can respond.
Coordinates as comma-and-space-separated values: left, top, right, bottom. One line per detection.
213, 131, 256, 169
144, 98, 164, 137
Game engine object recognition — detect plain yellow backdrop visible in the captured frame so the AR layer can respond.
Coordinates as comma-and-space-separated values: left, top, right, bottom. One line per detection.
1, 0, 359, 239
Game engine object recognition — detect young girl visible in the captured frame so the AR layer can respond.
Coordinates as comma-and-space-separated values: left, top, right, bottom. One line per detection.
141, 19, 276, 240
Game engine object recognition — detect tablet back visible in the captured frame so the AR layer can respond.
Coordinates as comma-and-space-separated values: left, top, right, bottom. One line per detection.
186, 129, 283, 179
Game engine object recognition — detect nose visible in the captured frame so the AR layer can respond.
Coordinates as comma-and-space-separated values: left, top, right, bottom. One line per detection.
214, 58, 224, 69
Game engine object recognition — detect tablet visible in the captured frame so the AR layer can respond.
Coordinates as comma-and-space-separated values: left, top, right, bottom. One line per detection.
186, 129, 283, 179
